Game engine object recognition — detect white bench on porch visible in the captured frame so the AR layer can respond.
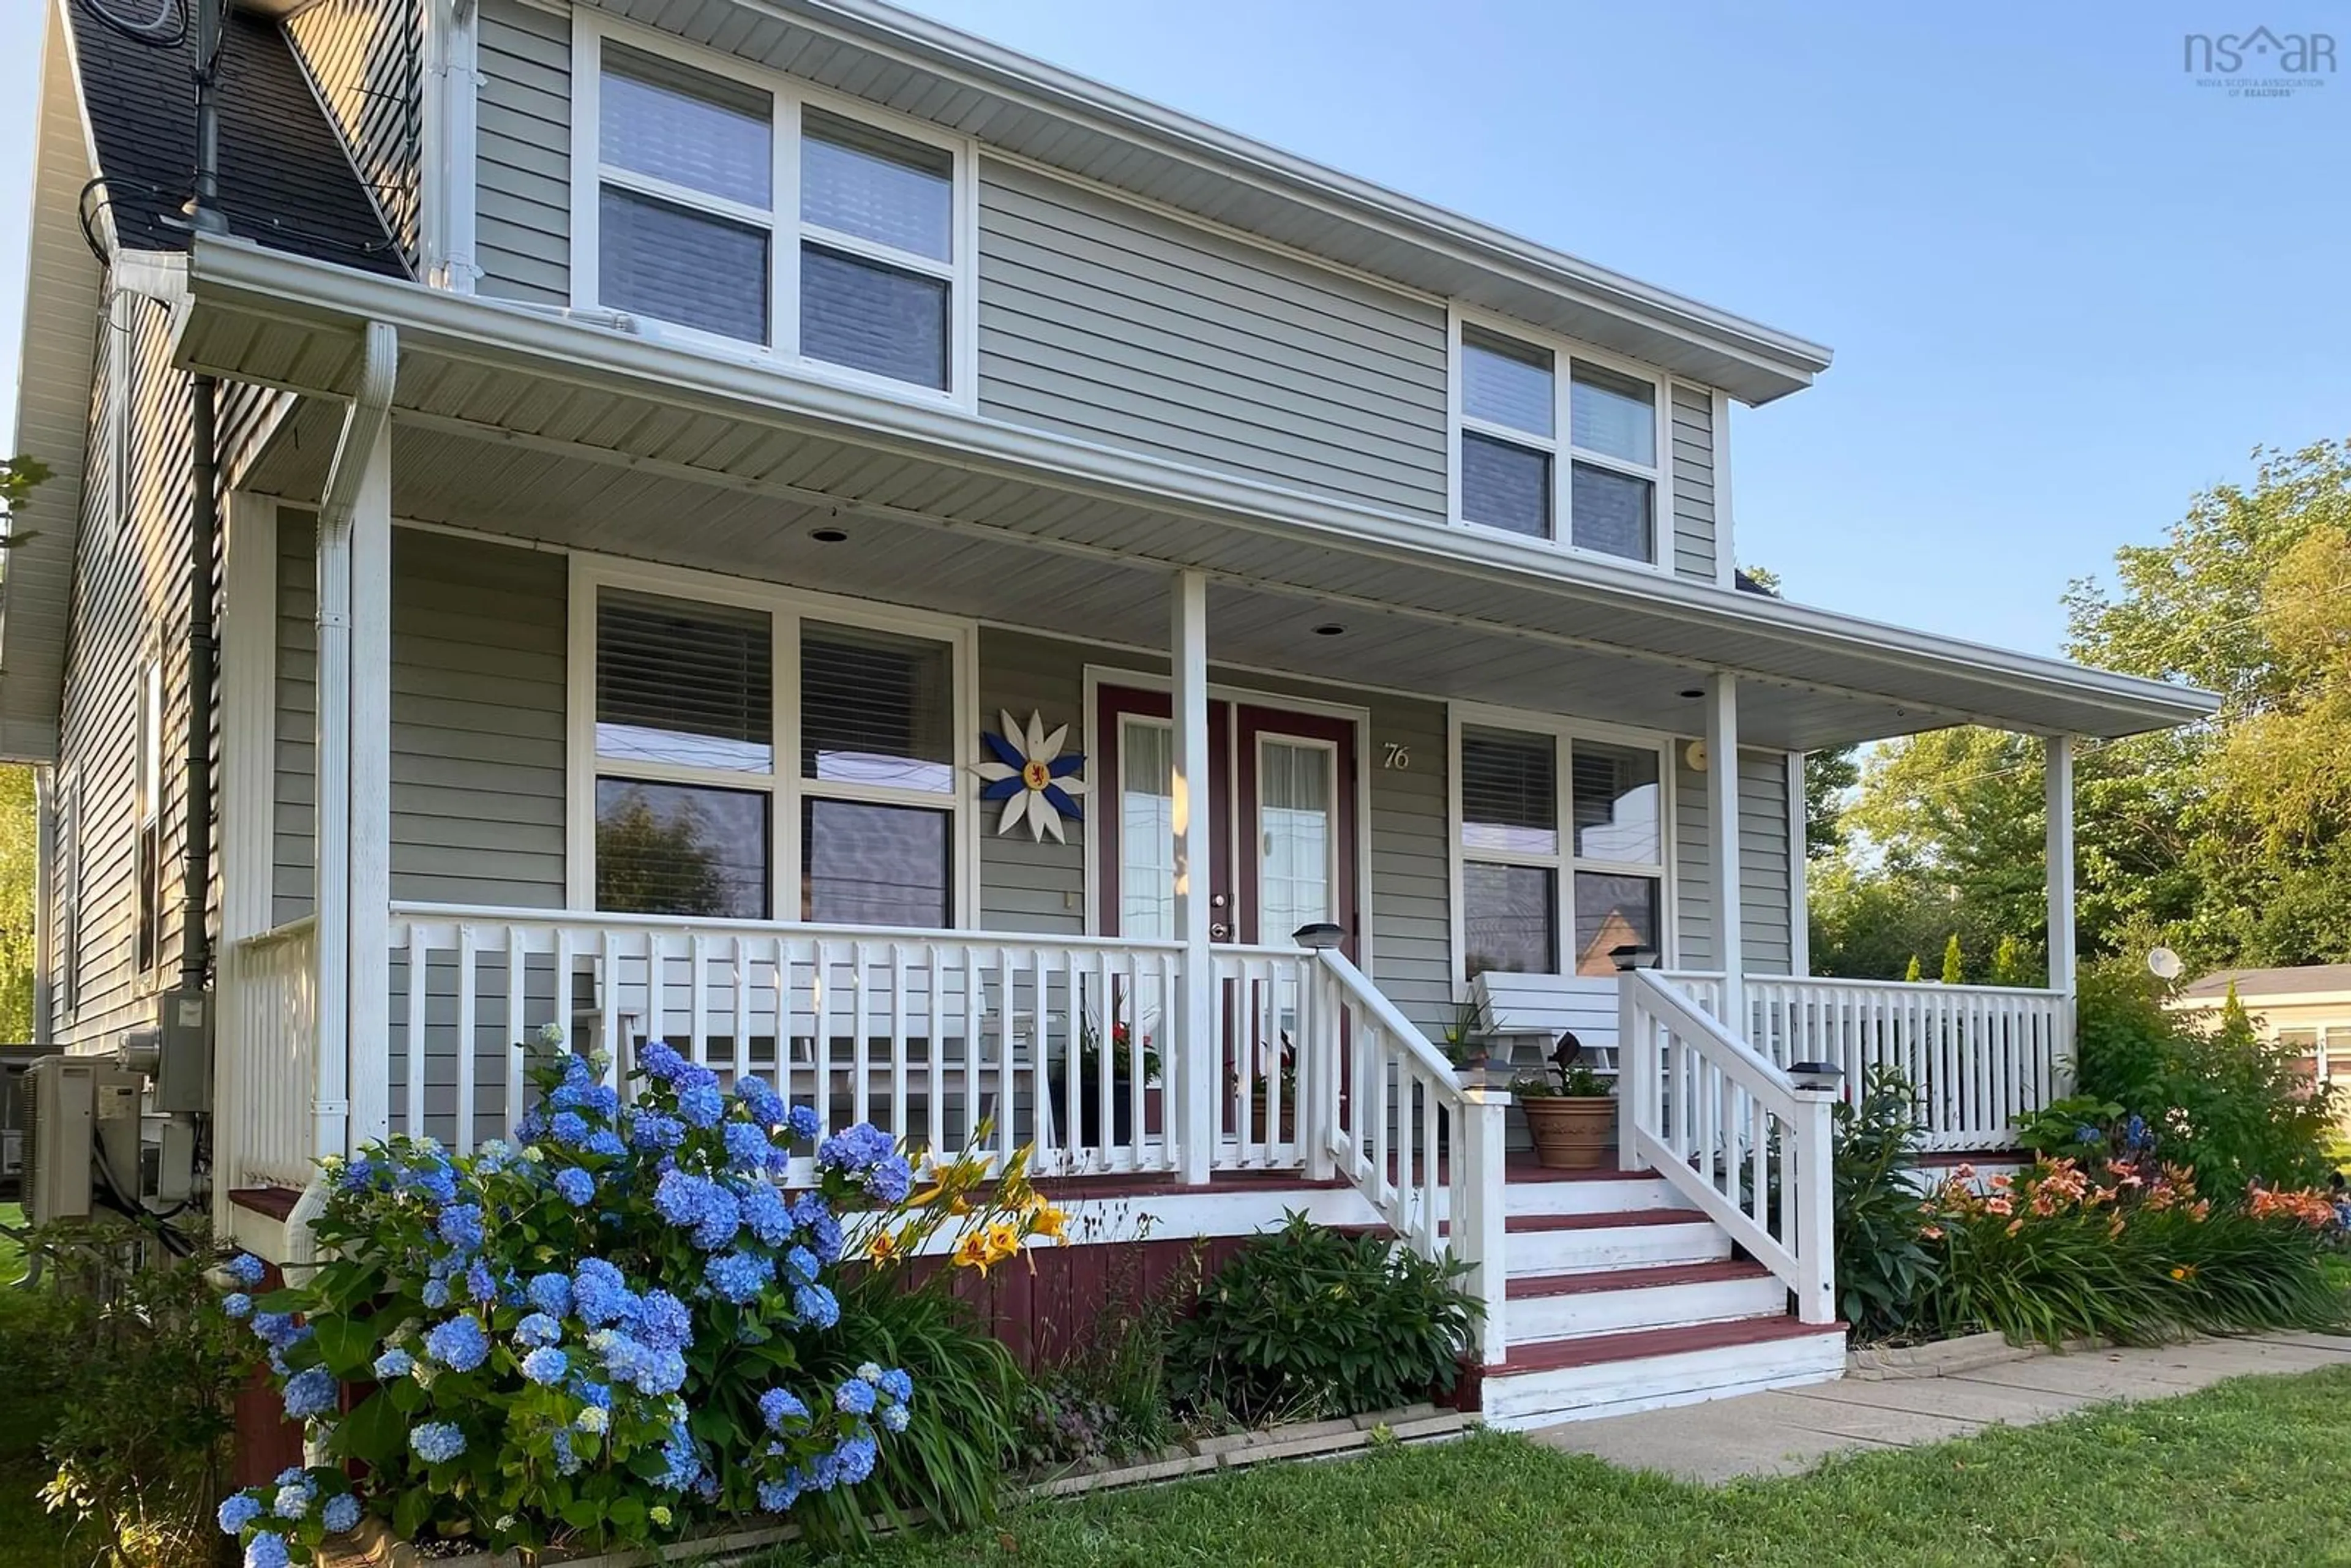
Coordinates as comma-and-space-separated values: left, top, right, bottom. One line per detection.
1467, 971, 1638, 1078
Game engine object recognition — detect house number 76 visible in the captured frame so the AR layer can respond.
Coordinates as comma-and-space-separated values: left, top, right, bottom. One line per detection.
1381, 743, 1412, 770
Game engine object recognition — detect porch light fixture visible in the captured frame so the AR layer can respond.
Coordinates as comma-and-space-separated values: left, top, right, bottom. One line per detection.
1312, 623, 1345, 637
1608, 943, 1660, 972
1788, 1061, 1845, 1093
1678, 688, 1704, 699
809, 527, 849, 543
1292, 921, 1347, 950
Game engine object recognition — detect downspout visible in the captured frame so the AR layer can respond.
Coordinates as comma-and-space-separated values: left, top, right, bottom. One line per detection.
179, 375, 219, 990
309, 323, 399, 1167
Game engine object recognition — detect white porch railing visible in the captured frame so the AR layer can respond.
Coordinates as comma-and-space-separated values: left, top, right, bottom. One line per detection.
223, 917, 321, 1188
1660, 972, 2069, 1152
1303, 948, 1509, 1365
1621, 969, 1837, 1325
386, 904, 1187, 1180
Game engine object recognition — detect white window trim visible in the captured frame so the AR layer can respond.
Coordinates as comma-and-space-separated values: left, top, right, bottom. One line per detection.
1445, 701, 1679, 986
565, 552, 981, 928
1445, 304, 1674, 574
568, 10, 981, 411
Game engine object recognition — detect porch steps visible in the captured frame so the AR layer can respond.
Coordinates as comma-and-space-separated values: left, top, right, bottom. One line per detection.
1479, 1169, 1846, 1432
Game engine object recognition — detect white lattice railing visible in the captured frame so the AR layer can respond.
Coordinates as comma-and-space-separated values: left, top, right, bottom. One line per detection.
1305, 948, 1509, 1364
223, 918, 322, 1188
1621, 969, 1837, 1325
384, 904, 1188, 1181
1660, 972, 2069, 1152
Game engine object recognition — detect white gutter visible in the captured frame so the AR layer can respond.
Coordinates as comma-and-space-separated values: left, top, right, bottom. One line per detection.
185, 241, 2218, 737
310, 320, 397, 1166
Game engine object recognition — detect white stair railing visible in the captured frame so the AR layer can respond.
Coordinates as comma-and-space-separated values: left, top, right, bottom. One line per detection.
1304, 948, 1509, 1365
1621, 967, 1839, 1326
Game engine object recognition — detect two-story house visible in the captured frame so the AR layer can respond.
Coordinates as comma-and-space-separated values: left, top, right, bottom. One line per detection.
5, 0, 2213, 1428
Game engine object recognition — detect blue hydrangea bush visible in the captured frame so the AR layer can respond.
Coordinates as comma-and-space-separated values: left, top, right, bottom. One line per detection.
216, 1031, 1046, 1564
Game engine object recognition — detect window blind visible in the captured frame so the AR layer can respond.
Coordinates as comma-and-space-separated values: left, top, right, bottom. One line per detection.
596, 589, 774, 773
801, 621, 954, 792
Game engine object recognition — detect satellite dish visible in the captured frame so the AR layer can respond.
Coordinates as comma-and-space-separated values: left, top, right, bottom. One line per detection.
2147, 947, 2183, 981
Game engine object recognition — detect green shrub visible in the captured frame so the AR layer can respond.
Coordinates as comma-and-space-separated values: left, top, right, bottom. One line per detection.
1921, 1155, 2345, 1346
2075, 964, 2337, 1195
1018, 1242, 1198, 1470
1831, 1067, 1939, 1337
1169, 1215, 1479, 1426
26, 1226, 252, 1568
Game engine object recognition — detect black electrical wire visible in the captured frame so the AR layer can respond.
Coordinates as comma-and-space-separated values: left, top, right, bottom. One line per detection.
77, 0, 187, 51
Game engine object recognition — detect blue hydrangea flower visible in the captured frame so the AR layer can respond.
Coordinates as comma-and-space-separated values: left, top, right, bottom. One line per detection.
249, 1311, 304, 1350
808, 1450, 843, 1492
526, 1271, 572, 1318
2074, 1123, 2102, 1144
465, 1257, 500, 1304
881, 1401, 910, 1433
816, 1123, 893, 1176
757, 1473, 804, 1513
423, 1316, 490, 1373
631, 1343, 687, 1396
793, 1285, 840, 1330
678, 1083, 725, 1128
373, 1347, 414, 1380
705, 1250, 774, 1304
656, 1423, 702, 1491
759, 1387, 809, 1431
792, 1196, 843, 1263
576, 1403, 610, 1435
274, 1468, 304, 1488
552, 1427, 582, 1476
217, 1493, 263, 1535
410, 1422, 466, 1463
244, 1531, 290, 1568
878, 1367, 913, 1403
723, 1120, 778, 1172
224, 1252, 268, 1288
585, 1128, 628, 1158
572, 1259, 637, 1326
654, 1169, 715, 1226
783, 1245, 820, 1285
222, 1292, 253, 1319
835, 1433, 879, 1486
627, 1109, 687, 1153
740, 1184, 794, 1247
787, 1105, 822, 1141
420, 1277, 451, 1310
738, 1078, 786, 1128
522, 1346, 570, 1386
834, 1378, 877, 1417
633, 1290, 692, 1351
551, 1111, 590, 1146
514, 1313, 563, 1349
864, 1153, 914, 1204
272, 1477, 313, 1520
436, 1204, 485, 1255
639, 1041, 688, 1083
554, 1166, 596, 1207
321, 1494, 362, 1534
282, 1367, 338, 1420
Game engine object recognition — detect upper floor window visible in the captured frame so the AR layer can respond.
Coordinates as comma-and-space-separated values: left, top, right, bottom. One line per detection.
579, 22, 969, 397
1453, 318, 1667, 566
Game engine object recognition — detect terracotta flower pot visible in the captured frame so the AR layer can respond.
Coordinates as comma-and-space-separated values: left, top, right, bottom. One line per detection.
1520, 1095, 1618, 1171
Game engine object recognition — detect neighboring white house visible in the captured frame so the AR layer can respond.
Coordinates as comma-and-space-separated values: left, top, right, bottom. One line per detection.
3, 0, 2216, 1428
2173, 965, 2351, 1125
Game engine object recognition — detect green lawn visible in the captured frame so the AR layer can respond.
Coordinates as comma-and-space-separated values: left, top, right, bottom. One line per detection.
774, 1365, 2351, 1568
0, 1202, 72, 1568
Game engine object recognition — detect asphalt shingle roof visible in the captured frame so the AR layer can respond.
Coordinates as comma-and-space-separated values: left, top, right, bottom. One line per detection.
70, 0, 407, 277
2180, 964, 2351, 1000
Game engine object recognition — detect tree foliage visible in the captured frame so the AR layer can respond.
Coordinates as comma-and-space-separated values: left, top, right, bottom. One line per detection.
0, 765, 34, 1039
1811, 438, 2351, 978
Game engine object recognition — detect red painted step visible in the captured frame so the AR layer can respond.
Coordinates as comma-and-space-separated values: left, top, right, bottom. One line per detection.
1505, 1259, 1774, 1300
1496, 1314, 1836, 1375
1504, 1208, 1709, 1234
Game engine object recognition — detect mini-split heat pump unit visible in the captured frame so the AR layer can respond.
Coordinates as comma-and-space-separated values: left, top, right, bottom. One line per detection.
21, 1056, 144, 1227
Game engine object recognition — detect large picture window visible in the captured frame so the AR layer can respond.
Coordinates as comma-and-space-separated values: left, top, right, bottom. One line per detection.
1457, 718, 1668, 979
579, 19, 968, 396
1453, 315, 1668, 566
581, 571, 967, 927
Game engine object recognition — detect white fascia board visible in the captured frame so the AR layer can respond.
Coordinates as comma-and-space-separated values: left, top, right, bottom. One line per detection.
184, 238, 2218, 737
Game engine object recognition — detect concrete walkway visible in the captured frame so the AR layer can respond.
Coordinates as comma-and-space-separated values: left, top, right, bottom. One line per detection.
1532, 1332, 2351, 1484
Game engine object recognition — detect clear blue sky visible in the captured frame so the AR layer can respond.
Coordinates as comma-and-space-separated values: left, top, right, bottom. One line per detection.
2, 2, 2342, 656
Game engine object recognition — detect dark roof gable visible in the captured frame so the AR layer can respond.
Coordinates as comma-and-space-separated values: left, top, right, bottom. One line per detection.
69, 1, 407, 277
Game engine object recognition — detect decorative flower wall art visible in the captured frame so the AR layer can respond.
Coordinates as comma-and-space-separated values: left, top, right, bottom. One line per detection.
975, 710, 1086, 841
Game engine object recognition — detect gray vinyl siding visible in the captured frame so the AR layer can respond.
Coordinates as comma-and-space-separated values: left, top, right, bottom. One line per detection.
283, 0, 423, 272
475, 0, 572, 305
51, 291, 193, 1048
274, 521, 568, 922
976, 160, 1450, 519
1671, 748, 1792, 976
1669, 383, 1717, 582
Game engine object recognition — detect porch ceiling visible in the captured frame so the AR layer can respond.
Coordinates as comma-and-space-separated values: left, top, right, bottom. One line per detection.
186, 241, 2216, 752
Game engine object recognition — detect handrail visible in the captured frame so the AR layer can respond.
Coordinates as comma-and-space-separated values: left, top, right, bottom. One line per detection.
1620, 968, 1837, 1326
388, 901, 1184, 956
238, 915, 319, 953
1306, 948, 1509, 1365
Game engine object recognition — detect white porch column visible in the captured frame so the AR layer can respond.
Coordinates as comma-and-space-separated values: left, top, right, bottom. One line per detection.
1704, 673, 1744, 1030
1170, 571, 1217, 1185
347, 426, 394, 1147
2045, 732, 2077, 1001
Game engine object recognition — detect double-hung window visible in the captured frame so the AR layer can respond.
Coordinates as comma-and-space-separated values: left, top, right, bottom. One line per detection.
585, 574, 965, 928
1455, 318, 1668, 566
582, 21, 966, 396
1457, 721, 1668, 978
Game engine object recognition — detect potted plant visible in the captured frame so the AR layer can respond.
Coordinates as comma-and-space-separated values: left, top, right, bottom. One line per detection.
1515, 1041, 1618, 1171
1242, 1038, 1298, 1144
1074, 1016, 1159, 1150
